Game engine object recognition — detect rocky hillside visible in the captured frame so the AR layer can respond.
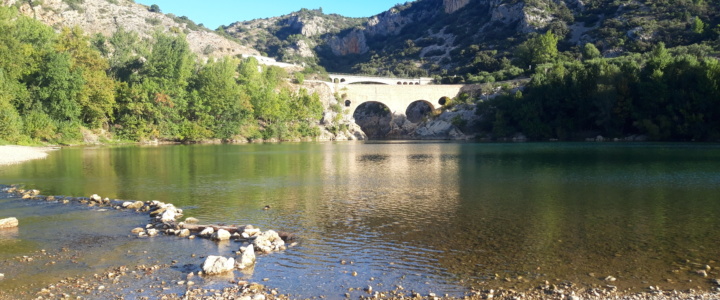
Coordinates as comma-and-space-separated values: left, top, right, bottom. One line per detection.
223, 0, 720, 78
2, 0, 258, 58
221, 8, 365, 71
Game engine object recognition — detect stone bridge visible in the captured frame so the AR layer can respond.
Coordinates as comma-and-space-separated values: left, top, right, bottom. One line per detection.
328, 73, 434, 86
337, 84, 466, 117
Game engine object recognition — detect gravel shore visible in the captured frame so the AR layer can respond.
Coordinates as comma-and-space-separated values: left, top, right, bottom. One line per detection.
0, 146, 57, 166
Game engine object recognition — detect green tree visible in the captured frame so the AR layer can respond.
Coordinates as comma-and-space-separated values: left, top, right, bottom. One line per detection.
516, 31, 559, 68
188, 57, 252, 139
56, 27, 116, 128
582, 43, 601, 60
691, 16, 705, 34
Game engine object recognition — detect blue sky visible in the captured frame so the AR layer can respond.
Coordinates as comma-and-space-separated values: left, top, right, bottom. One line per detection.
134, 0, 410, 30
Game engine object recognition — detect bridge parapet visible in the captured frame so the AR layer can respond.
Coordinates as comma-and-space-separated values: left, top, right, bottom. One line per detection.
328, 74, 434, 86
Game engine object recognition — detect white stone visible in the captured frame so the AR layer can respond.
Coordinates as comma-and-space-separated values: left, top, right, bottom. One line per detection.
201, 256, 235, 275
160, 209, 177, 223
199, 227, 214, 237
176, 229, 190, 238
237, 245, 256, 269
253, 230, 285, 253
0, 217, 19, 229
211, 229, 231, 241
146, 229, 158, 236
89, 194, 102, 202
252, 294, 266, 300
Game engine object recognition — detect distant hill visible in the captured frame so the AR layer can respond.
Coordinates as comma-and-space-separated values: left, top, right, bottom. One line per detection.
222, 0, 720, 80
2, 0, 259, 58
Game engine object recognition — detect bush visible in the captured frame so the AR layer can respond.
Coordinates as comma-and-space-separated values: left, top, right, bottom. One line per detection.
149, 4, 161, 13
24, 110, 57, 141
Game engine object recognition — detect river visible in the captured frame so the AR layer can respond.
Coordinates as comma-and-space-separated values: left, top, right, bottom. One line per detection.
1, 142, 719, 297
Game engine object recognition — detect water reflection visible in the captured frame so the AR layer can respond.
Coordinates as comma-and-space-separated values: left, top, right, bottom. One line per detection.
1, 143, 720, 295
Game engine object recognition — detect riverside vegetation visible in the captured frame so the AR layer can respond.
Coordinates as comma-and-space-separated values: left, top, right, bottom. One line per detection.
0, 6, 323, 145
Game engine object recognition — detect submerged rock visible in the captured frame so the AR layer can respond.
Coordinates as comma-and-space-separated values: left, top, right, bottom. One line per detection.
202, 256, 235, 275
0, 217, 19, 229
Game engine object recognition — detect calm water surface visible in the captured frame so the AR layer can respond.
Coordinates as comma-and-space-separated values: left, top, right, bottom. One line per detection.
1, 142, 720, 296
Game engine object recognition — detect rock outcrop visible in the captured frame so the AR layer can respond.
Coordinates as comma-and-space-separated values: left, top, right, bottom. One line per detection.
444, 0, 471, 14
328, 29, 369, 56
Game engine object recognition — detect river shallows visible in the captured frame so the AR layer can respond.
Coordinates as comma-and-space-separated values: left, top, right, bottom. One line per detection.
1, 142, 719, 297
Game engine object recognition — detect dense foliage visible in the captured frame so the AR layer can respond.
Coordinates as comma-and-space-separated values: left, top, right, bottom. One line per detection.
0, 7, 323, 144
477, 43, 720, 141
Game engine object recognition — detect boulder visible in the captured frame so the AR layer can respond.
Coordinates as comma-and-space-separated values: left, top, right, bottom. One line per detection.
184, 217, 199, 224
176, 229, 190, 238
123, 201, 145, 210
237, 245, 256, 269
160, 209, 177, 223
131, 227, 145, 234
199, 227, 214, 237
202, 256, 235, 275
211, 229, 231, 241
89, 194, 102, 202
253, 230, 286, 253
0, 217, 19, 229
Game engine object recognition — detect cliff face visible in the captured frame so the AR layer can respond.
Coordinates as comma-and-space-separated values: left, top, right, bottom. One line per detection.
443, 0, 471, 14
328, 29, 369, 55
2, 0, 258, 58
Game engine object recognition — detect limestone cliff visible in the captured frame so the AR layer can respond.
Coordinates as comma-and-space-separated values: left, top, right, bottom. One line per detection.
443, 0, 470, 14
2, 0, 258, 58
328, 29, 369, 56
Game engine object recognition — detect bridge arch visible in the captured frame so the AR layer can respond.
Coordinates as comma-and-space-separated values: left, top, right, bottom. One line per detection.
352, 101, 393, 139
405, 100, 436, 123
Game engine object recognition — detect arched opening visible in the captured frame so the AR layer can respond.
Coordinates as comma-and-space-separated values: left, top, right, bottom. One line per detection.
352, 101, 393, 139
333, 78, 339, 83
397, 82, 402, 85
438, 96, 451, 106
344, 100, 352, 107
340, 78, 346, 83
406, 100, 435, 123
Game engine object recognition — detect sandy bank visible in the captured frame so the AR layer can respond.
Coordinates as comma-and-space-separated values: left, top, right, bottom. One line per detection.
0, 145, 57, 166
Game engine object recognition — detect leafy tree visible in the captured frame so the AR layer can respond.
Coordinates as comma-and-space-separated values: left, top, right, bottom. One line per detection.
515, 31, 559, 68
149, 4, 161, 13
691, 16, 705, 34
582, 43, 602, 60
56, 27, 116, 128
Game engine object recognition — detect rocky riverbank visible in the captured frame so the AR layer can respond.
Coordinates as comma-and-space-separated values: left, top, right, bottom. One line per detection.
0, 146, 58, 166
1, 186, 719, 299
